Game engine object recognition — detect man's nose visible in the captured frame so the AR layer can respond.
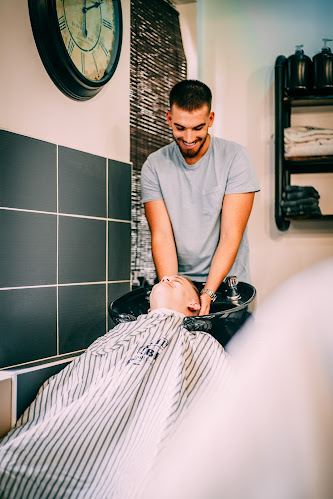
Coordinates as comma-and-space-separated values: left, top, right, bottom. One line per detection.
184, 130, 194, 143
161, 276, 171, 282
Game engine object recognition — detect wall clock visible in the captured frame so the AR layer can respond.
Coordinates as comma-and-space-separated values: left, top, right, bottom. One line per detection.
28, 0, 123, 101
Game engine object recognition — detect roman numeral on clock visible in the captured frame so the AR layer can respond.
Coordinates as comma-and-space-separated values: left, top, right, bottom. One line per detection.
99, 40, 108, 57
81, 52, 85, 74
68, 39, 74, 56
58, 16, 66, 31
102, 19, 112, 30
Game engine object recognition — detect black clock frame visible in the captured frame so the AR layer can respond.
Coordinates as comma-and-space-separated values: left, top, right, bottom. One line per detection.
28, 0, 123, 101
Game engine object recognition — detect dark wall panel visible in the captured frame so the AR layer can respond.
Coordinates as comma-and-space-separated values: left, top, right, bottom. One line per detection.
59, 147, 107, 218
108, 221, 131, 281
0, 130, 57, 212
58, 284, 107, 354
59, 217, 106, 284
0, 130, 131, 369
0, 287, 57, 368
108, 159, 132, 220
0, 210, 57, 288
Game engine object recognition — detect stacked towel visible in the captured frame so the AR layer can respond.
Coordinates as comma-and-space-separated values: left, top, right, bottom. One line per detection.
281, 185, 321, 217
284, 126, 333, 157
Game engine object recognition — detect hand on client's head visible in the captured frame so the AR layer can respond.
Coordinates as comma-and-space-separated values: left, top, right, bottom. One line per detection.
149, 275, 200, 316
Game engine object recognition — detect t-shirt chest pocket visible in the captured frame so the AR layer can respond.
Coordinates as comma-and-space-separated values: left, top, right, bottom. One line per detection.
202, 186, 223, 216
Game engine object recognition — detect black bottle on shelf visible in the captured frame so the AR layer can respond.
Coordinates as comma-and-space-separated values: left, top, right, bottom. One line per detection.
313, 38, 333, 96
286, 44, 313, 96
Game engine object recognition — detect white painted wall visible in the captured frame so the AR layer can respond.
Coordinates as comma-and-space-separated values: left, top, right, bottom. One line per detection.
179, 0, 333, 304
177, 3, 198, 80
0, 0, 130, 163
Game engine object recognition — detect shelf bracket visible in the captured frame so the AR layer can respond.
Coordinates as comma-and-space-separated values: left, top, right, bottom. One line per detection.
275, 56, 290, 231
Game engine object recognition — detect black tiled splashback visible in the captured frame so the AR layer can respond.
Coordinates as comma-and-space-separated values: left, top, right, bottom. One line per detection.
58, 146, 107, 218
59, 217, 106, 284
0, 130, 131, 369
0, 210, 57, 287
0, 131, 57, 212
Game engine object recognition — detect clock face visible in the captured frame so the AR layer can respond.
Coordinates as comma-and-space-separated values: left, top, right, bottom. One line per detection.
28, 0, 122, 100
56, 0, 116, 82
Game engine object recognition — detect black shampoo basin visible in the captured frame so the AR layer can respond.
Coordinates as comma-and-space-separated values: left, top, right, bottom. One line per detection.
109, 280, 256, 347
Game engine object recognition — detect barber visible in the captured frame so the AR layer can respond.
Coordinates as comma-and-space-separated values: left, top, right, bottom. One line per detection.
141, 80, 260, 315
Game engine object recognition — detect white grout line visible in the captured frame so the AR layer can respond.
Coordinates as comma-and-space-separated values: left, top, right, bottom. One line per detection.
0, 281, 130, 291
0, 284, 58, 290
0, 206, 131, 223
0, 206, 57, 215
106, 158, 109, 333
56, 144, 59, 356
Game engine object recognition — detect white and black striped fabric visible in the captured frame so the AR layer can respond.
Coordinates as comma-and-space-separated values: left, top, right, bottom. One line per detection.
0, 309, 231, 498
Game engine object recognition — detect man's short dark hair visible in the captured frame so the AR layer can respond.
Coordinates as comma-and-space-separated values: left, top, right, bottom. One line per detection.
169, 80, 212, 112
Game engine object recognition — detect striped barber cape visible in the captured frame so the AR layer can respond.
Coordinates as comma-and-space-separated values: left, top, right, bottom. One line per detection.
0, 309, 231, 498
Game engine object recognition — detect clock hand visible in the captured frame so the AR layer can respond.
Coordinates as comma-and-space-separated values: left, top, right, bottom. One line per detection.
83, 1, 104, 13
82, 0, 88, 37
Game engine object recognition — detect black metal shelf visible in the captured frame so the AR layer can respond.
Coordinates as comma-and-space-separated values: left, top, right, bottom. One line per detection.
284, 95, 333, 107
285, 214, 333, 221
285, 156, 333, 174
274, 55, 333, 231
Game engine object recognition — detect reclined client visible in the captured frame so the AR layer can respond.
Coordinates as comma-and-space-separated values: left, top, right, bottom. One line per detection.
0, 275, 231, 499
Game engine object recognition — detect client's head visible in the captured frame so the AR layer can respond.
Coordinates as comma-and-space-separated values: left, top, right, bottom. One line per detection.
149, 275, 200, 316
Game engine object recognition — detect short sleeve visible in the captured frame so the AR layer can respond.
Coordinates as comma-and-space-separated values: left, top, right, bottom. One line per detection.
225, 146, 260, 194
141, 159, 163, 203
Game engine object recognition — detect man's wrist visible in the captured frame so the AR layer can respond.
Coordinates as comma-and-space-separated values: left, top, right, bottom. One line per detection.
200, 288, 217, 302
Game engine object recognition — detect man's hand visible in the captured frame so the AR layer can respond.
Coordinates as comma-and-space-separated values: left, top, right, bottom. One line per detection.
199, 293, 211, 316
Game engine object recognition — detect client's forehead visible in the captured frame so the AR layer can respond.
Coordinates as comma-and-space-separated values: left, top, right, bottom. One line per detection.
179, 276, 199, 296
171, 276, 190, 287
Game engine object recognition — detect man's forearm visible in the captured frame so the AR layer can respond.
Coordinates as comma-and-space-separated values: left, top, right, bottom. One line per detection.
151, 234, 178, 280
199, 237, 239, 315
205, 192, 255, 292
205, 237, 240, 292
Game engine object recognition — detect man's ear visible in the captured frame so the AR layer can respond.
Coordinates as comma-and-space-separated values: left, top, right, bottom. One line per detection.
188, 301, 201, 313
166, 110, 172, 127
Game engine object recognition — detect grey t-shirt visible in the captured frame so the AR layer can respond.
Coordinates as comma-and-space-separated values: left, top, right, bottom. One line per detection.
141, 135, 260, 283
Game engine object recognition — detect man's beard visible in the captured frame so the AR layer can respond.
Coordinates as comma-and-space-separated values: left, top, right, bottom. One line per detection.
174, 134, 208, 159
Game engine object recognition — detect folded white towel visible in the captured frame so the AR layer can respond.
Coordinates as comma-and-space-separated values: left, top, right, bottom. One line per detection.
285, 126, 333, 143
285, 143, 333, 157
284, 126, 333, 157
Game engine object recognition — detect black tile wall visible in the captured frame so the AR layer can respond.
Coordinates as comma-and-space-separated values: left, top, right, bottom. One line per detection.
0, 130, 131, 370
0, 287, 57, 368
58, 284, 106, 354
108, 221, 132, 281
0, 130, 57, 212
59, 217, 106, 284
108, 159, 132, 220
59, 147, 107, 218
0, 210, 57, 288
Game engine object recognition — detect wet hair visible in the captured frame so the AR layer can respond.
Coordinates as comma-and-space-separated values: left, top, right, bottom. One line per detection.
169, 80, 212, 112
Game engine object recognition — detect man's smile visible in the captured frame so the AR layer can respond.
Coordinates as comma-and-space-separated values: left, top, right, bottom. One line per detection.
181, 140, 199, 149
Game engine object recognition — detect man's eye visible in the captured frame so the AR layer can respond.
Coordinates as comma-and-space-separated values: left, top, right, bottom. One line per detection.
176, 126, 184, 131
194, 126, 203, 131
